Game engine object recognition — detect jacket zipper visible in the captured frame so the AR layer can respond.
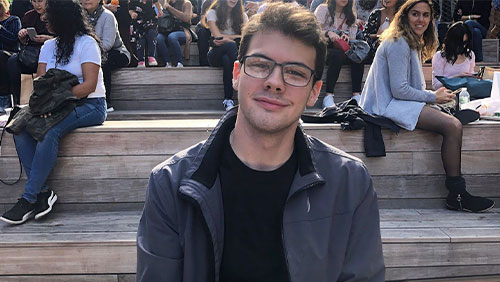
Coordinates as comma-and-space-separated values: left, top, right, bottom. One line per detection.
281, 180, 323, 282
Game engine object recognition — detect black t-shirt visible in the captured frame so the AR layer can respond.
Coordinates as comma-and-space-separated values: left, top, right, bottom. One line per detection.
219, 139, 296, 282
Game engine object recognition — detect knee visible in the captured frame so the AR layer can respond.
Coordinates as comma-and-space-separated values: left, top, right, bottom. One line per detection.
445, 117, 463, 137
473, 28, 482, 38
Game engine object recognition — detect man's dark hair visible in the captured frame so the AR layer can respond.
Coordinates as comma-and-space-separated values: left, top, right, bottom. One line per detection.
238, 3, 327, 82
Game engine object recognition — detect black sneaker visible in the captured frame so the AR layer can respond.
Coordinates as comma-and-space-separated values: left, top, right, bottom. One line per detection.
0, 198, 36, 224
34, 190, 58, 220
446, 192, 495, 213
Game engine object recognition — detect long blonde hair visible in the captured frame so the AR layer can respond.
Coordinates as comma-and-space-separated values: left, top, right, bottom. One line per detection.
380, 0, 438, 61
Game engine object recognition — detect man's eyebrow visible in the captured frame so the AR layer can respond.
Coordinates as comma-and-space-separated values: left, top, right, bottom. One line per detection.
247, 53, 313, 68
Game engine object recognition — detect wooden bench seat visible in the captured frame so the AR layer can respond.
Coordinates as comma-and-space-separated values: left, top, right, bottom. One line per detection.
110, 63, 500, 112
1, 208, 499, 281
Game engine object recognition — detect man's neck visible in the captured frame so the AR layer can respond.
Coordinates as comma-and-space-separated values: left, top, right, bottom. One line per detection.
230, 119, 296, 172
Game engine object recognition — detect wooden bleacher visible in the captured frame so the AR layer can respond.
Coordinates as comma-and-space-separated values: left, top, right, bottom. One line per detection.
1, 119, 500, 281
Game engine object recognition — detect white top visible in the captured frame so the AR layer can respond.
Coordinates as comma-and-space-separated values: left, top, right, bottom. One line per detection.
431, 50, 476, 90
314, 4, 358, 40
39, 35, 106, 99
206, 9, 248, 35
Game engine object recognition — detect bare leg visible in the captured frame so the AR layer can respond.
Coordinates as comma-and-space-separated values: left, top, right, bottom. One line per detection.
416, 105, 462, 177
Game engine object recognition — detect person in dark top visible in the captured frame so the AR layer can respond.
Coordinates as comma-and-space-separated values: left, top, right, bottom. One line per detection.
104, 0, 135, 65
453, 0, 492, 61
0, 0, 21, 109
7, 0, 53, 105
136, 3, 385, 282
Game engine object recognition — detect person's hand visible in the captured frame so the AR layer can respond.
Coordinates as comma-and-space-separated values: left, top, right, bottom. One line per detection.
327, 31, 340, 41
454, 72, 476, 77
40, 112, 52, 119
471, 14, 481, 19
192, 13, 197, 19
356, 19, 365, 28
18, 28, 28, 40
105, 3, 119, 12
213, 36, 232, 46
157, 9, 164, 17
32, 34, 53, 43
129, 10, 138, 19
340, 33, 349, 42
245, 1, 259, 13
435, 87, 456, 104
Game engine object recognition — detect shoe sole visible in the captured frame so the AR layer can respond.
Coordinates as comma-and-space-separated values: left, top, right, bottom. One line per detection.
0, 210, 34, 225
446, 202, 495, 213
35, 193, 58, 220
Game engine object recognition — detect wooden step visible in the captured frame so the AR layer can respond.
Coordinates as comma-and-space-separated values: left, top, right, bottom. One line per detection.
0, 209, 499, 281
1, 119, 499, 210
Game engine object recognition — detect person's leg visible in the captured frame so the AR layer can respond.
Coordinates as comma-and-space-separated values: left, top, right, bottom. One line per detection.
416, 105, 494, 212
220, 42, 238, 100
465, 20, 485, 61
102, 50, 130, 108
350, 59, 364, 95
137, 36, 145, 63
167, 31, 186, 66
17, 98, 107, 203
324, 48, 346, 106
145, 28, 157, 63
156, 32, 171, 65
7, 54, 21, 104
197, 26, 211, 66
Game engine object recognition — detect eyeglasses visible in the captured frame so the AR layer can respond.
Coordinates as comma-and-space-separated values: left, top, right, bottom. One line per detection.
241, 55, 315, 87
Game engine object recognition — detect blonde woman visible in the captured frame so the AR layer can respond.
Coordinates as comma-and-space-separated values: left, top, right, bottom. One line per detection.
359, 0, 494, 212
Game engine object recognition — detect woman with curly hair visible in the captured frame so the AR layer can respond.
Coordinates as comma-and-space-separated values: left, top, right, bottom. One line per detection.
359, 0, 494, 213
432, 21, 475, 90
0, 0, 107, 225
315, 0, 364, 107
204, 0, 248, 110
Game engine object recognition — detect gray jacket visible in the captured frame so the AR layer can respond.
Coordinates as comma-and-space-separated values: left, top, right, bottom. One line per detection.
359, 37, 436, 130
94, 8, 130, 61
136, 108, 385, 282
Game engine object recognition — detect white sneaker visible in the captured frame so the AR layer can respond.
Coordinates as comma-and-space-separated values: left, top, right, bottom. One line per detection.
176, 62, 184, 68
322, 94, 335, 108
222, 99, 235, 111
106, 106, 115, 113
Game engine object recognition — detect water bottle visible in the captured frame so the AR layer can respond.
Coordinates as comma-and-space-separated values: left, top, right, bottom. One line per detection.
381, 17, 390, 31
459, 88, 470, 108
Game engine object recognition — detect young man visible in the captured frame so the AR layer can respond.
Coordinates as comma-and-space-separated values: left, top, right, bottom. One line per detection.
137, 3, 385, 281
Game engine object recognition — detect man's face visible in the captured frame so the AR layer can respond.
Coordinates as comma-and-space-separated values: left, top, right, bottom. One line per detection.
233, 31, 322, 134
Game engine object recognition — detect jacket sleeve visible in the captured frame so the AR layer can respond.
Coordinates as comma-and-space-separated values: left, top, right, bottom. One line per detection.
99, 13, 118, 52
386, 39, 436, 103
0, 17, 21, 44
337, 169, 385, 282
137, 170, 183, 282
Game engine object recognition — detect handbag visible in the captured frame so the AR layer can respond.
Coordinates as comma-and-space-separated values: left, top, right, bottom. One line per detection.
332, 38, 350, 52
17, 45, 40, 74
158, 10, 179, 35
345, 39, 370, 63
435, 76, 493, 100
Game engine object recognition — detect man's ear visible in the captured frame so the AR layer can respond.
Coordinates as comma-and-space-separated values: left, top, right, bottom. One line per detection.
307, 79, 322, 107
232, 60, 241, 91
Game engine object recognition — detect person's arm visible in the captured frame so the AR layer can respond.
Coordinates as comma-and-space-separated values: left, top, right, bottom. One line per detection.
164, 0, 192, 23
154, 1, 164, 17
337, 166, 385, 282
431, 52, 445, 90
71, 62, 99, 98
0, 17, 22, 44
314, 5, 340, 42
362, 10, 380, 41
99, 13, 118, 52
386, 39, 436, 102
137, 171, 183, 282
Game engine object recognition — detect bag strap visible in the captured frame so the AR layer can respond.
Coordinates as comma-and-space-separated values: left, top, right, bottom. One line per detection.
0, 98, 23, 186
337, 16, 347, 31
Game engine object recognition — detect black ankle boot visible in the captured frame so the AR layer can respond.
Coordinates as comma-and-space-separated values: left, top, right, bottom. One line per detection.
445, 176, 495, 213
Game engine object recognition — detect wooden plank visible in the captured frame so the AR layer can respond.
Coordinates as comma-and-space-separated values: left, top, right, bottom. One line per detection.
442, 228, 500, 243
381, 228, 450, 243
117, 275, 135, 282
409, 275, 500, 281
414, 151, 500, 175
386, 265, 500, 281
483, 39, 499, 63
0, 275, 120, 282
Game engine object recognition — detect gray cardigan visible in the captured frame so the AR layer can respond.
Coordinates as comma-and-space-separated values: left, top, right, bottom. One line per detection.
94, 8, 131, 61
359, 37, 436, 130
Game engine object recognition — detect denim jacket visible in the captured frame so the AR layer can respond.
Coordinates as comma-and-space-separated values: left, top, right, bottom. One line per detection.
137, 108, 385, 282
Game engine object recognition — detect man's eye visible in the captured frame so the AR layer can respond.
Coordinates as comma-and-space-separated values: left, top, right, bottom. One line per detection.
285, 68, 307, 79
249, 62, 271, 70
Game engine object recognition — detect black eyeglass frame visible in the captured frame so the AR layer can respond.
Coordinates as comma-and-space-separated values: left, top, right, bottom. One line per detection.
241, 54, 316, 87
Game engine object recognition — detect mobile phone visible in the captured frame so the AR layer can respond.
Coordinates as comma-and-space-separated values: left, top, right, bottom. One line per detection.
27, 27, 37, 40
214, 36, 223, 40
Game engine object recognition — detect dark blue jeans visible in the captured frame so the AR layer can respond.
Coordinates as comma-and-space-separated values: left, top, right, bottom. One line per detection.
465, 20, 487, 62
137, 28, 157, 62
157, 31, 186, 65
208, 42, 238, 100
14, 98, 107, 203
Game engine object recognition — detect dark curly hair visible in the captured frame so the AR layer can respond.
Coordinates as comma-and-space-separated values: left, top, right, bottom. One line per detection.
205, 0, 245, 35
441, 21, 473, 64
45, 0, 102, 66
327, 0, 357, 27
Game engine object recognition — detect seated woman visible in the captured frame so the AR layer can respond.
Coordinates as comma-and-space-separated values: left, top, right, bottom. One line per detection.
0, 0, 107, 225
432, 22, 475, 90
362, 0, 404, 60
453, 0, 491, 62
205, 0, 248, 110
129, 0, 163, 67
156, 0, 193, 68
83, 0, 131, 112
0, 0, 21, 111
7, 0, 53, 105
315, 0, 364, 108
359, 0, 494, 212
